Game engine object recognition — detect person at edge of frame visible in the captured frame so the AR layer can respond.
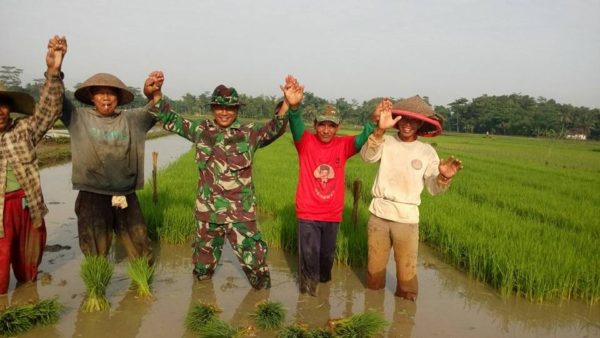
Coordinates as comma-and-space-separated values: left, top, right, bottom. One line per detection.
0, 36, 67, 296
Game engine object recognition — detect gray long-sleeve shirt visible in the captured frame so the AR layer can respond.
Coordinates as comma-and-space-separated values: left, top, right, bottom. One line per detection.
61, 99, 156, 195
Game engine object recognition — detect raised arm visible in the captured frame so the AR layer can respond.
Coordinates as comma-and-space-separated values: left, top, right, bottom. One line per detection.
31, 35, 67, 143
360, 100, 401, 163
281, 75, 305, 142
134, 70, 164, 131
146, 72, 202, 142
353, 98, 392, 151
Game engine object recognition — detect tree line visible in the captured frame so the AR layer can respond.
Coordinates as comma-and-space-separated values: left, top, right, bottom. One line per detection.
2, 65, 599, 140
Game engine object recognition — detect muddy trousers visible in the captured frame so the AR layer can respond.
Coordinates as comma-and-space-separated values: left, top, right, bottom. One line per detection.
367, 214, 419, 300
75, 191, 153, 263
192, 220, 270, 289
0, 190, 46, 294
297, 219, 339, 294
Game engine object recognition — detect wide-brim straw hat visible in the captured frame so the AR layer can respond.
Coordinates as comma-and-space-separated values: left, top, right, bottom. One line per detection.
391, 95, 443, 137
0, 90, 35, 115
74, 73, 134, 106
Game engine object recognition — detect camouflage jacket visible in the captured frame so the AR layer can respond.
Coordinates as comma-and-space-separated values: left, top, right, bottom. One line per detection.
0, 72, 64, 237
149, 101, 286, 224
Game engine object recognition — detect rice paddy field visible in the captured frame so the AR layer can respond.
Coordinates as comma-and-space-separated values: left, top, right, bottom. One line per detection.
138, 130, 600, 305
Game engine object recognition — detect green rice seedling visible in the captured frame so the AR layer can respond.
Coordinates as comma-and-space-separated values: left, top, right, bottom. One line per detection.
307, 327, 333, 338
127, 256, 155, 299
331, 310, 388, 338
31, 298, 62, 325
0, 303, 35, 336
80, 255, 113, 312
197, 318, 245, 338
251, 300, 286, 330
0, 297, 62, 336
277, 324, 310, 338
185, 302, 219, 333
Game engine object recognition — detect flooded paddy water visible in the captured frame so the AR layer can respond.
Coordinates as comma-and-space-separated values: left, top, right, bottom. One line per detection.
3, 135, 598, 337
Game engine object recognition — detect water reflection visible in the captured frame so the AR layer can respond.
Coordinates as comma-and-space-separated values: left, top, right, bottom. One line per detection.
73, 289, 152, 338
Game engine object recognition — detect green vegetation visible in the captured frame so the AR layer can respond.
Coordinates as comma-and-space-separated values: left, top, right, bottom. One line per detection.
0, 298, 62, 336
127, 257, 155, 299
251, 300, 286, 330
307, 328, 334, 338
139, 149, 196, 244
197, 318, 245, 338
139, 130, 600, 304
277, 324, 310, 338
185, 303, 219, 333
80, 256, 113, 312
330, 310, 388, 338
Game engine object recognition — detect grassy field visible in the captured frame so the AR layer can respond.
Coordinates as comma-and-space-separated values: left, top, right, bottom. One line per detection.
138, 129, 600, 304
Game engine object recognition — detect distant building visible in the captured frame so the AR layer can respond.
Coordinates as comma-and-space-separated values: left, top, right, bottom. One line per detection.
566, 129, 587, 140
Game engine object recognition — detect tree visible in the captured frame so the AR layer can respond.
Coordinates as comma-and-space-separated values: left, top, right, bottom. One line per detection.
448, 98, 468, 133
0, 66, 23, 89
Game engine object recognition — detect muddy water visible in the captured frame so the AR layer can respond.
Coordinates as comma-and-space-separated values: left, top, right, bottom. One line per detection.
3, 135, 599, 338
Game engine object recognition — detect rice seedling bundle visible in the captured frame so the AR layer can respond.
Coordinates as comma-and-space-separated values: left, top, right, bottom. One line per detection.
330, 310, 388, 338
185, 302, 219, 333
127, 256, 155, 299
80, 255, 113, 312
0, 303, 35, 336
251, 300, 286, 330
307, 327, 334, 338
0, 298, 62, 336
277, 324, 310, 338
31, 298, 62, 325
197, 318, 245, 338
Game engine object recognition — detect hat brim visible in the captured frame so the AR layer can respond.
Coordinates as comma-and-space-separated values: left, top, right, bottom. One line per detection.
74, 86, 134, 106
315, 116, 340, 125
209, 102, 244, 107
0, 91, 35, 115
74, 73, 134, 106
391, 109, 443, 137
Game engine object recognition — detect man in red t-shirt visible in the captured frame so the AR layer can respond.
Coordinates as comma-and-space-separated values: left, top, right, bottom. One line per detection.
283, 76, 389, 295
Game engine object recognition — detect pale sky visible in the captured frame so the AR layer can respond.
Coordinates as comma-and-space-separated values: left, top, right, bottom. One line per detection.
1, 0, 599, 108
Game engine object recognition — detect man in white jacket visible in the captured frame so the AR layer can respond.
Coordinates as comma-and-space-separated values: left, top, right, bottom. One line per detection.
360, 95, 462, 301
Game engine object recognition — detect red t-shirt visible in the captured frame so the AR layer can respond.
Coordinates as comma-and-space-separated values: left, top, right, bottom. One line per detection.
294, 132, 357, 222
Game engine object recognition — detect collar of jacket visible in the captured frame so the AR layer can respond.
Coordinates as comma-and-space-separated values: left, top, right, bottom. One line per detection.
207, 118, 242, 131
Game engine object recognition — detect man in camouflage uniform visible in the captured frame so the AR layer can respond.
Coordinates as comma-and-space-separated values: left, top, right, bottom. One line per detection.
149, 77, 300, 289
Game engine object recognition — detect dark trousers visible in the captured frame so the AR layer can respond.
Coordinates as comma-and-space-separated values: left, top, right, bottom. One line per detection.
297, 219, 339, 292
0, 190, 46, 294
75, 191, 153, 263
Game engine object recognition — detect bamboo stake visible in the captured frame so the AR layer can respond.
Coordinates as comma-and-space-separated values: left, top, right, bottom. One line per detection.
152, 151, 158, 204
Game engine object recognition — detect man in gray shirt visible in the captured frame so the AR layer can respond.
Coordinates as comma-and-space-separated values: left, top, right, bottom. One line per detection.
61, 71, 163, 263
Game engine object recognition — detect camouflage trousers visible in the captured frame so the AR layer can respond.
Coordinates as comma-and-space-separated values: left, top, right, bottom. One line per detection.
192, 220, 271, 289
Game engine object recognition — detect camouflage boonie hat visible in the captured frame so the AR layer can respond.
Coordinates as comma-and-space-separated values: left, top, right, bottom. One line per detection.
315, 105, 341, 125
74, 73, 134, 106
392, 95, 443, 137
210, 85, 242, 107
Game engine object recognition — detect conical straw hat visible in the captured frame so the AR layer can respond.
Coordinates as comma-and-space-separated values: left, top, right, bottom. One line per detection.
74, 73, 134, 106
391, 95, 443, 137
